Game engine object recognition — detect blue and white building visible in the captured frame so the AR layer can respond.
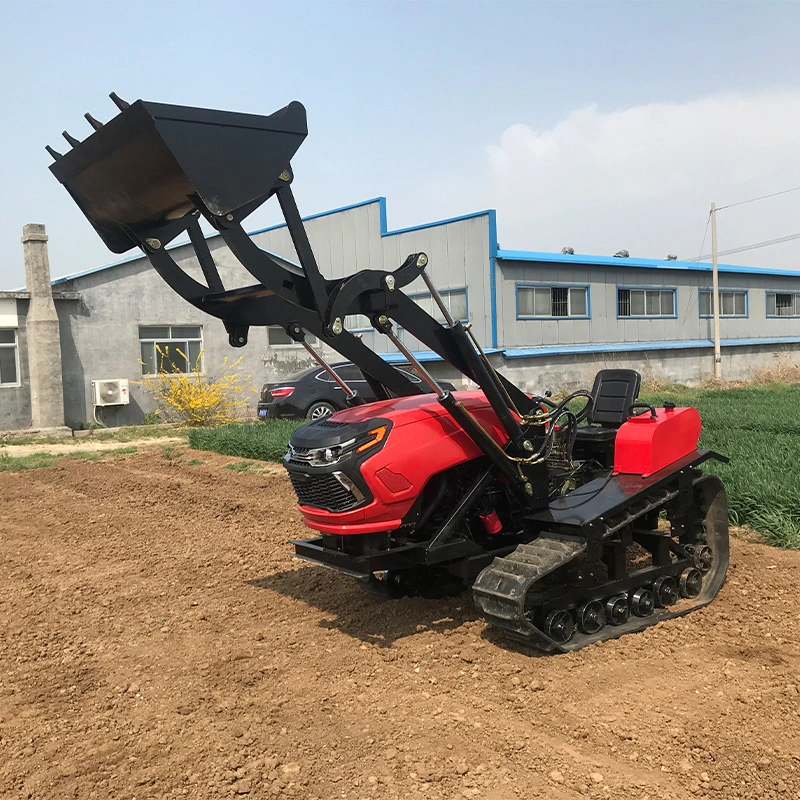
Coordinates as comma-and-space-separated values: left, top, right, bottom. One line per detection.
2, 197, 799, 430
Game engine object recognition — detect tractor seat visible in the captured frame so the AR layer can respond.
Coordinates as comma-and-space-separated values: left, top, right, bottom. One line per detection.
574, 369, 642, 444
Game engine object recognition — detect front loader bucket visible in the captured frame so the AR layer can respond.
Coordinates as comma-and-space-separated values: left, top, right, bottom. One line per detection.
48, 97, 307, 253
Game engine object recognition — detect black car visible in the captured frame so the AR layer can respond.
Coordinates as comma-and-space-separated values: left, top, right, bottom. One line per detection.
258, 362, 456, 420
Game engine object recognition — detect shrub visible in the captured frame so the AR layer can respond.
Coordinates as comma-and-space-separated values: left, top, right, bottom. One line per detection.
139, 347, 256, 427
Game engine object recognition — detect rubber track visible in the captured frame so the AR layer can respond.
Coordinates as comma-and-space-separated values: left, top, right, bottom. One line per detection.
472, 476, 728, 653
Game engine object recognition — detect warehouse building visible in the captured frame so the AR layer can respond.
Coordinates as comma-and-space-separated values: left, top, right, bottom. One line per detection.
2, 198, 799, 431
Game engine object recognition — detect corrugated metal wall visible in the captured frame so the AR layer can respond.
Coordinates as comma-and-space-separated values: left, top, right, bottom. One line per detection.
250, 200, 493, 353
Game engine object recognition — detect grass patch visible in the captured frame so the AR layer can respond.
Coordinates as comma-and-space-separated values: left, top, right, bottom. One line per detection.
0, 452, 61, 471
0, 445, 138, 472
641, 383, 800, 549
1, 425, 184, 447
225, 461, 255, 472
187, 420, 304, 463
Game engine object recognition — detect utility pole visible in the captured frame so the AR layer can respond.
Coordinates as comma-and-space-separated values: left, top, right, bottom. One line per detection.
710, 203, 722, 379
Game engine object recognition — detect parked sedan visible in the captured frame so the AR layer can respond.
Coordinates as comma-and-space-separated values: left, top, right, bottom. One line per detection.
257, 362, 455, 420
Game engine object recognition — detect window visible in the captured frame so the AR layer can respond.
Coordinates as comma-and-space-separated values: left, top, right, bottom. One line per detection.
517, 285, 588, 318
267, 327, 318, 347
767, 292, 800, 317
410, 288, 468, 323
139, 325, 203, 374
344, 314, 372, 332
699, 290, 747, 317
0, 329, 19, 386
617, 288, 675, 318
316, 364, 424, 386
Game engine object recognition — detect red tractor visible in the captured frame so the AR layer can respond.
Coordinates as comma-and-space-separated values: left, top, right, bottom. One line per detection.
48, 96, 729, 652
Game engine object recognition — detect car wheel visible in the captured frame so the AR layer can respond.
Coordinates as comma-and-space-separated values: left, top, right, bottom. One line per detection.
307, 401, 335, 420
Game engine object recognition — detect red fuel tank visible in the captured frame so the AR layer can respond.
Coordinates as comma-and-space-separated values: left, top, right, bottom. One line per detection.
613, 406, 702, 477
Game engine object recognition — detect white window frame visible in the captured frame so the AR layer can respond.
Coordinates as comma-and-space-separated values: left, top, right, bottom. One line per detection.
617, 287, 677, 318
139, 325, 204, 375
0, 328, 21, 387
408, 287, 469, 324
516, 284, 589, 319
699, 289, 748, 318
267, 327, 318, 347
766, 291, 800, 318
343, 314, 373, 333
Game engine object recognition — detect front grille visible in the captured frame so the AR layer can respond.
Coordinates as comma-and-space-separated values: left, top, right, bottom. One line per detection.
289, 472, 359, 512
286, 444, 312, 466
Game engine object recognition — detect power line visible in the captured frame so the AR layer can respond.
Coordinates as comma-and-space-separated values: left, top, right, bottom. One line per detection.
691, 231, 800, 261
716, 185, 800, 211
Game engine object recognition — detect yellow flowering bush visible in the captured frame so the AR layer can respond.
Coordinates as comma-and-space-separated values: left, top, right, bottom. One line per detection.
139, 346, 256, 427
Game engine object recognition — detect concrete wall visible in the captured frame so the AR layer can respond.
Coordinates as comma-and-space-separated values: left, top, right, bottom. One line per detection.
54, 254, 269, 427
493, 341, 800, 396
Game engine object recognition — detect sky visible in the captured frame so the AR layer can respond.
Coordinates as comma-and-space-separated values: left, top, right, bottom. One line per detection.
2, 0, 800, 289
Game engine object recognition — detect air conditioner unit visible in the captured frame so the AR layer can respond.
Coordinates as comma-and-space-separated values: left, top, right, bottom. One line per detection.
92, 378, 130, 406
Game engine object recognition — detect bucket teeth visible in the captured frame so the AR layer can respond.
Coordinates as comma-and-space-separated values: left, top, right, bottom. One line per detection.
84, 113, 104, 131
109, 92, 130, 111
62, 130, 81, 147
45, 145, 63, 160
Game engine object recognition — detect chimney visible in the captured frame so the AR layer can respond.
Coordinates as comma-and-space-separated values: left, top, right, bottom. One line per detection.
22, 224, 66, 429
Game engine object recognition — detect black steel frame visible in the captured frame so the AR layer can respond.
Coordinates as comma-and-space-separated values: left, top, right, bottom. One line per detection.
134, 177, 549, 507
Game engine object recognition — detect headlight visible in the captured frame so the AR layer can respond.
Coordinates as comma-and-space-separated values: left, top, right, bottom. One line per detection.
286, 423, 390, 466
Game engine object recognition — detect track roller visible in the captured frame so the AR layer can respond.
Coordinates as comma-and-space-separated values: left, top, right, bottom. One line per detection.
605, 594, 630, 626
544, 610, 574, 644
688, 545, 714, 573
653, 575, 679, 607
576, 600, 606, 634
679, 567, 703, 598
629, 587, 655, 617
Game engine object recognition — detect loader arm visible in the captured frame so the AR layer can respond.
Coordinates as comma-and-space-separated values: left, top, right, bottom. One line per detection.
48, 94, 552, 507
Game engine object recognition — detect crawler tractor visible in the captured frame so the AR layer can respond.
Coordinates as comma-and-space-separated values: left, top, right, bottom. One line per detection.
48, 96, 729, 652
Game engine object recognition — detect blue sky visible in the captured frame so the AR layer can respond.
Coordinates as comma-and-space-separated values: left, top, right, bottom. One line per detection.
2, 0, 800, 288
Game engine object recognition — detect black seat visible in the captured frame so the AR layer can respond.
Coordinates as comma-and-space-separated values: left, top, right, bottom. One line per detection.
575, 369, 642, 443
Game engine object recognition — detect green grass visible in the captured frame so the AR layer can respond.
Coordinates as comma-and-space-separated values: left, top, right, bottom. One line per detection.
187, 420, 304, 463
641, 383, 800, 549
0, 446, 138, 472
185, 388, 800, 549
224, 460, 256, 472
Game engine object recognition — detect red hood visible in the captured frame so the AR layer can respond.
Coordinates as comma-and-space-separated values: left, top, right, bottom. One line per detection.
328, 390, 503, 430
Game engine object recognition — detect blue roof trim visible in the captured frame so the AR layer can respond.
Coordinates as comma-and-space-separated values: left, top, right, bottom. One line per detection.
49, 237, 301, 287
496, 249, 800, 279
502, 336, 800, 359
247, 196, 494, 240
385, 208, 493, 237
46, 193, 799, 289
50, 251, 145, 286
488, 209, 498, 349
248, 197, 388, 236
48, 197, 491, 285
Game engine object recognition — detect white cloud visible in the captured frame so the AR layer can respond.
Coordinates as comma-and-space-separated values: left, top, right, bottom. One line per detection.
485, 91, 800, 268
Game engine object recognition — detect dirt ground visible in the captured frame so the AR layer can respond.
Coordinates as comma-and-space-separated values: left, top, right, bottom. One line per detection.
1, 449, 799, 800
